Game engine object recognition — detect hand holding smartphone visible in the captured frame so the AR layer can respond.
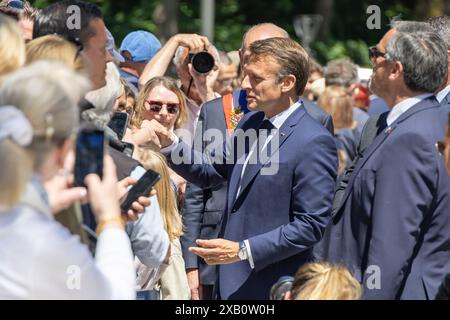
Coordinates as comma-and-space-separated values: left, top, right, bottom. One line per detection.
74, 128, 105, 187
120, 169, 160, 213
108, 112, 129, 141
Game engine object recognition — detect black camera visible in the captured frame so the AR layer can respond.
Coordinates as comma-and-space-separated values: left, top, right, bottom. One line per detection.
270, 276, 294, 300
189, 50, 215, 74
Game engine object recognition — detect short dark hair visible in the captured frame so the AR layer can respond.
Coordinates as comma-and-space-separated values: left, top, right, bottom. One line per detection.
249, 37, 310, 95
33, 0, 102, 47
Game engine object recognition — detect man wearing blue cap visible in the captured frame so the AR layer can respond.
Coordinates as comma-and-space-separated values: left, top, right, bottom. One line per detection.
119, 30, 161, 94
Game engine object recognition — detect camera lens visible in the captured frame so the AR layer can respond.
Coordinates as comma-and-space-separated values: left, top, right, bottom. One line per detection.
191, 51, 215, 74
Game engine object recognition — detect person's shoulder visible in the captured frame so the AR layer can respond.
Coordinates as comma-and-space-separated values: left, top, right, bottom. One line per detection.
301, 98, 329, 118
202, 95, 224, 110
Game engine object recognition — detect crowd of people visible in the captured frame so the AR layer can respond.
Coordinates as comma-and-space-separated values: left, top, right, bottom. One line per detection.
0, 0, 450, 300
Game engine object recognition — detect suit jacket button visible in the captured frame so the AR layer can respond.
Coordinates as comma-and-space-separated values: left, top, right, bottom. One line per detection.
232, 209, 237, 213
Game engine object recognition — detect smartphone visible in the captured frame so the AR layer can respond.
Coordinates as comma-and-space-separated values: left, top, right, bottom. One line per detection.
74, 128, 105, 187
108, 112, 129, 141
120, 169, 161, 213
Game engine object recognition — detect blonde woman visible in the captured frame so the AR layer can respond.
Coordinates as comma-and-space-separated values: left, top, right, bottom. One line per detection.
26, 34, 85, 72
128, 76, 188, 150
0, 61, 135, 299
138, 148, 190, 300
127, 76, 189, 207
286, 262, 361, 300
0, 13, 25, 77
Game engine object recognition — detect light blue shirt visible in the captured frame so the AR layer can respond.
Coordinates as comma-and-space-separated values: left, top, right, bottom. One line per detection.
126, 165, 169, 269
386, 94, 433, 126
436, 84, 450, 103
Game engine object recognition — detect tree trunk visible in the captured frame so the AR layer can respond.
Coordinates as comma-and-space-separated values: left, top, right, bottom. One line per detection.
316, 0, 334, 40
153, 0, 179, 44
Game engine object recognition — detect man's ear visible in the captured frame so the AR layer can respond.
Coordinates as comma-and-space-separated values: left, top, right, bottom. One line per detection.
280, 74, 296, 93
388, 61, 403, 81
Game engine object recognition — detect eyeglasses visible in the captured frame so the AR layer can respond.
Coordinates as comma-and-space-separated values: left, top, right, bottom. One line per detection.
368, 46, 387, 61
145, 100, 180, 114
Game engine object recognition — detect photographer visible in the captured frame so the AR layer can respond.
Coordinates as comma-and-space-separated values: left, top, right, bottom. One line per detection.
138, 33, 221, 146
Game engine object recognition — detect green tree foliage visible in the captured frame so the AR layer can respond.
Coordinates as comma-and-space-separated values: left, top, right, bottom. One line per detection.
29, 0, 445, 67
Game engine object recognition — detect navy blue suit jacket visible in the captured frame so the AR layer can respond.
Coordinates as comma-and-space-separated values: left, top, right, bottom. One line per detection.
170, 103, 337, 299
181, 91, 334, 287
317, 96, 450, 299
181, 90, 245, 286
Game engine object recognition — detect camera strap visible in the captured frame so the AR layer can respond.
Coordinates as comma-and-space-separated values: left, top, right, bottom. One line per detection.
186, 76, 194, 98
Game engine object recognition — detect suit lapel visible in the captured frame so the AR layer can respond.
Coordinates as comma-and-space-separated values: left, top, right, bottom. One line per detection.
336, 97, 439, 219
230, 106, 306, 209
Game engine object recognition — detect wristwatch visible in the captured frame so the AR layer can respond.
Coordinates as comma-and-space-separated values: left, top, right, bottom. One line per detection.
238, 241, 248, 261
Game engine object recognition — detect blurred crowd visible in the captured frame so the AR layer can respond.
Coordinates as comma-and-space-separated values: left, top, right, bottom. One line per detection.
0, 0, 450, 300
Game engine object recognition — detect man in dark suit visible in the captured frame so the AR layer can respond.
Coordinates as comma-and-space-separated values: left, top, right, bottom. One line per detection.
429, 16, 450, 112
154, 37, 337, 299
181, 23, 333, 300
318, 24, 450, 299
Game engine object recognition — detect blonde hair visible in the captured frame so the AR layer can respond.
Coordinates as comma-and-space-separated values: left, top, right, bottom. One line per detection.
26, 35, 85, 72
138, 149, 183, 241
291, 262, 362, 300
0, 13, 25, 77
132, 76, 188, 130
317, 86, 355, 130
0, 61, 90, 208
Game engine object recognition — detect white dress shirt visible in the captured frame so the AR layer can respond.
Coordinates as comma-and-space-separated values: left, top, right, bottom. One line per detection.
436, 84, 450, 103
386, 94, 433, 126
0, 176, 136, 299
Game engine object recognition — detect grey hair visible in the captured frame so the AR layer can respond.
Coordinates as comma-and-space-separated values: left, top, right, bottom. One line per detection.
386, 31, 448, 93
172, 44, 221, 67
324, 58, 358, 87
0, 61, 89, 207
428, 16, 450, 50
391, 20, 434, 33
82, 61, 122, 128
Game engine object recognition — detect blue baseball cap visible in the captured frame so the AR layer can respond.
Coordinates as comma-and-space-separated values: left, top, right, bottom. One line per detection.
7, 0, 24, 10
120, 30, 161, 63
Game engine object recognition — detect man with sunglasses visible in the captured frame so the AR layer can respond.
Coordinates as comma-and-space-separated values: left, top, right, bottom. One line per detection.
318, 21, 450, 300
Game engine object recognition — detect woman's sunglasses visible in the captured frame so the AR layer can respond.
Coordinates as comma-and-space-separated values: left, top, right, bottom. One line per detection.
145, 100, 180, 114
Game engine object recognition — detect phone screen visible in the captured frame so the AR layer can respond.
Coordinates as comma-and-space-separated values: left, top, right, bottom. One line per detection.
120, 169, 161, 213
108, 112, 129, 141
74, 129, 105, 187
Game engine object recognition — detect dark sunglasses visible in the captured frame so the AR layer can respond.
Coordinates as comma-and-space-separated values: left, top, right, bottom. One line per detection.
368, 46, 387, 61
145, 100, 180, 114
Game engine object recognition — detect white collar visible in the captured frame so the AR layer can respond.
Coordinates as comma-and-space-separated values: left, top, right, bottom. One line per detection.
436, 84, 450, 103
266, 100, 302, 129
386, 94, 433, 126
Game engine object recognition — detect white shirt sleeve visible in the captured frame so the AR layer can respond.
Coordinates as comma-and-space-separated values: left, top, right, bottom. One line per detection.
28, 220, 136, 300
244, 239, 255, 269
